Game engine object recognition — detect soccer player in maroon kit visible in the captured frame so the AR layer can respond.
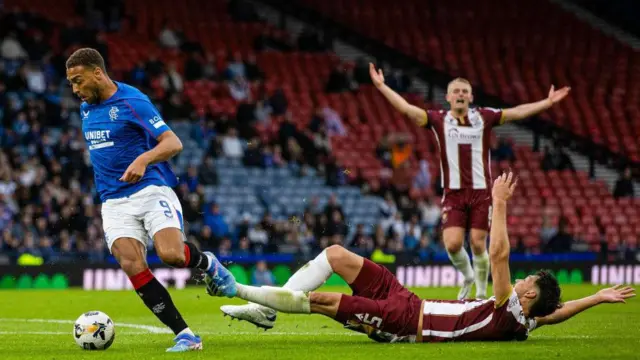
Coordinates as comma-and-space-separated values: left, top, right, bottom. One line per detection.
210, 172, 635, 342
370, 64, 571, 299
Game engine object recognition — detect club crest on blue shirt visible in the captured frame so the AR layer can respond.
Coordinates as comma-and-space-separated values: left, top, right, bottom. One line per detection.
109, 106, 119, 121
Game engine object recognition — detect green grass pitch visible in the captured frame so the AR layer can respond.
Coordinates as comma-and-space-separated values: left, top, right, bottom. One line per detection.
0, 285, 637, 359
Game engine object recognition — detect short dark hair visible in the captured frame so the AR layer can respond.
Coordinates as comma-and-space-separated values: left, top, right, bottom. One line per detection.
529, 270, 561, 318
66, 48, 106, 72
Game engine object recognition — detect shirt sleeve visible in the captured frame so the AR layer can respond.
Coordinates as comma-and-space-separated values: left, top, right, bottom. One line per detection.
480, 107, 505, 128
122, 99, 171, 139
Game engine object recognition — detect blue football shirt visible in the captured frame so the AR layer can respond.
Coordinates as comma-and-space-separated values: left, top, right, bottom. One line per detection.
81, 81, 178, 202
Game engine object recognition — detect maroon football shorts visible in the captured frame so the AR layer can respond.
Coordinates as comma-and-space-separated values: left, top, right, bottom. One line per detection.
441, 188, 492, 232
335, 259, 421, 337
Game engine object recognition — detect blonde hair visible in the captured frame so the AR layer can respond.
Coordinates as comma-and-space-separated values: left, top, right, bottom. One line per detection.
447, 77, 472, 93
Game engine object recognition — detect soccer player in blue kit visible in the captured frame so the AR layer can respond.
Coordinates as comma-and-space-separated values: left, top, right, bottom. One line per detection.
66, 48, 235, 352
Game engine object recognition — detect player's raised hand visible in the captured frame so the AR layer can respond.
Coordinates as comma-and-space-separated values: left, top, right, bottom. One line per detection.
369, 63, 385, 88
492, 171, 518, 202
548, 85, 571, 104
597, 285, 636, 304
120, 156, 148, 183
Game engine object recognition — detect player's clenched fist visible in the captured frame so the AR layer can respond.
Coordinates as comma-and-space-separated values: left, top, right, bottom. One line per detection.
120, 156, 148, 183
492, 171, 517, 202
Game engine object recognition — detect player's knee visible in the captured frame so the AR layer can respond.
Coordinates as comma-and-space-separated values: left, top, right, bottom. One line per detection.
325, 245, 348, 269
118, 258, 147, 277
157, 247, 186, 267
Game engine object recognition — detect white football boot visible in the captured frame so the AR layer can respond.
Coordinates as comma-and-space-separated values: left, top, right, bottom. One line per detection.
221, 303, 277, 330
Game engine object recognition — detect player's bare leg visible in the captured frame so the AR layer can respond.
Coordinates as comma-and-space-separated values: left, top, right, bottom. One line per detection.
470, 229, 490, 298
220, 245, 363, 328
111, 237, 202, 352
443, 227, 475, 299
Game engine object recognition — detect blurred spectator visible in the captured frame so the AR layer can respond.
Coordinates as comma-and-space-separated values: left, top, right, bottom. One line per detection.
541, 143, 574, 172
1, 31, 28, 60
228, 75, 250, 101
204, 204, 229, 239
544, 217, 573, 253
613, 167, 634, 199
244, 53, 263, 81
413, 158, 431, 190
252, 260, 276, 286
160, 61, 184, 93
491, 137, 516, 162
325, 63, 357, 93
222, 128, 244, 159
158, 21, 181, 49
198, 156, 219, 186
248, 223, 269, 253
225, 52, 246, 80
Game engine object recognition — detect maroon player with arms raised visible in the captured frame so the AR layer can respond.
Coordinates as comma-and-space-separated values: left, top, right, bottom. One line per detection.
369, 64, 571, 299
211, 173, 635, 342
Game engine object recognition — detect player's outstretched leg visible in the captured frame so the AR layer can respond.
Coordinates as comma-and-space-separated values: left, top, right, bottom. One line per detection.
112, 238, 202, 352
443, 227, 475, 299
219, 245, 360, 329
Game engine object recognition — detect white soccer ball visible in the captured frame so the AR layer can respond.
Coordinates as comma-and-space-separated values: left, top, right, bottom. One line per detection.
73, 311, 115, 350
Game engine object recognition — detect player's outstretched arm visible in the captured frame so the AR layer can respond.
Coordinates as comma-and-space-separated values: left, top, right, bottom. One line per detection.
369, 63, 427, 126
535, 285, 635, 328
489, 172, 518, 305
120, 131, 183, 183
502, 85, 571, 122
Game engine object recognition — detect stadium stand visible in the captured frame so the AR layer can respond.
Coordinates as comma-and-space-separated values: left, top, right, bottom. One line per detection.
0, 0, 637, 266
295, 0, 640, 164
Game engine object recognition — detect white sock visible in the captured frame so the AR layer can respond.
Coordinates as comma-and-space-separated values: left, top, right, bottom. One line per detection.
473, 250, 490, 297
447, 248, 474, 281
237, 284, 311, 314
283, 249, 333, 291
177, 327, 195, 337
252, 250, 333, 313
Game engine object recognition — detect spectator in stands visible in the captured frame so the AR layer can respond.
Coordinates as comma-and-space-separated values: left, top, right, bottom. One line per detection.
218, 237, 232, 256
325, 63, 357, 93
225, 52, 246, 80
254, 97, 273, 123
353, 57, 372, 85
540, 215, 558, 244
244, 53, 263, 81
613, 167, 634, 199
158, 20, 181, 49
228, 75, 250, 101
160, 61, 184, 93
145, 52, 165, 78
184, 52, 203, 81
236, 237, 251, 256
202, 52, 218, 80
541, 143, 574, 172
204, 203, 229, 240
222, 128, 244, 159
180, 165, 200, 193
491, 136, 516, 162
544, 217, 573, 253
413, 158, 432, 190
198, 156, 219, 186
252, 260, 276, 286
1, 31, 28, 60
248, 223, 269, 254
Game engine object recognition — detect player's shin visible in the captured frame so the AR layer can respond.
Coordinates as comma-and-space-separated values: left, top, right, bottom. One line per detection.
248, 249, 333, 313
236, 284, 311, 314
473, 250, 490, 298
129, 269, 193, 335
283, 249, 333, 291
